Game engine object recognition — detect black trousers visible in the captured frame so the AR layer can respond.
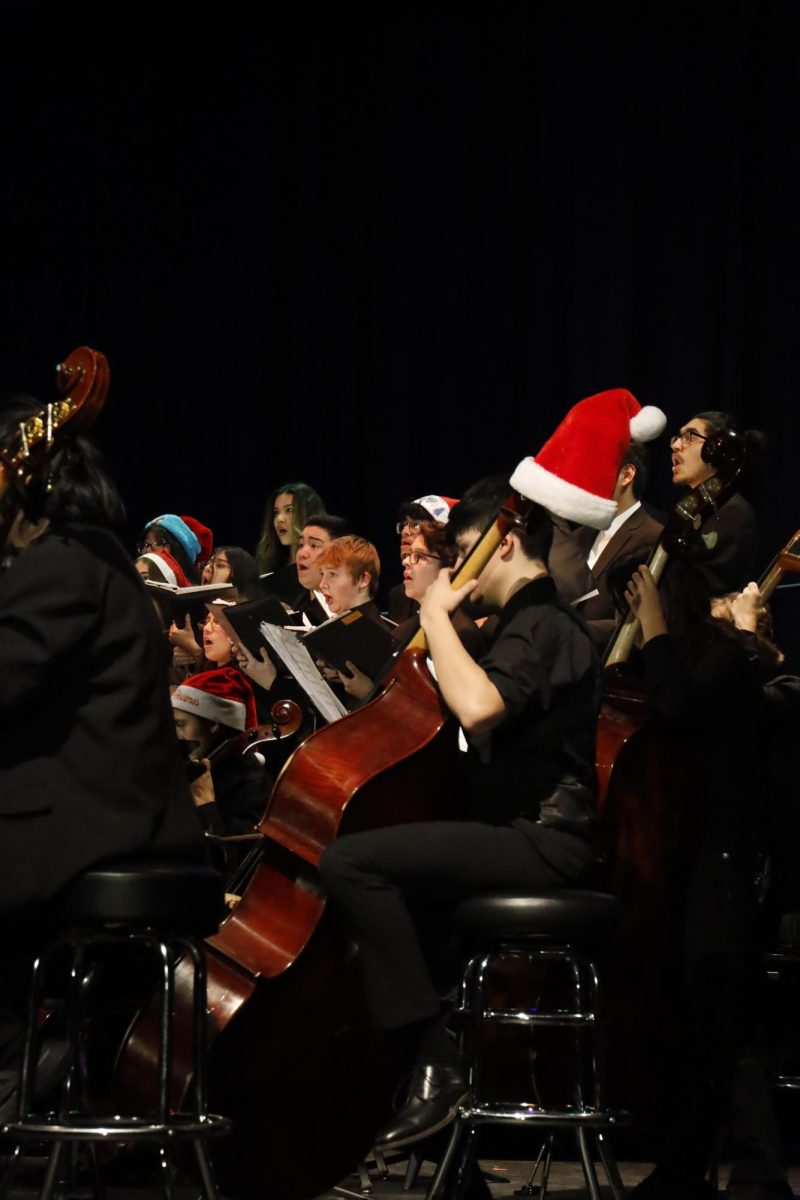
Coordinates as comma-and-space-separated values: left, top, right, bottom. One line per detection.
319, 819, 595, 1032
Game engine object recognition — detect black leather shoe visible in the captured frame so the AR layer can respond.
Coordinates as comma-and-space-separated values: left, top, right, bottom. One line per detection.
373, 1062, 469, 1152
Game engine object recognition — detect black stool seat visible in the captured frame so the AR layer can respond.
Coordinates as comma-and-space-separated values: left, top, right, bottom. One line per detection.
452, 889, 621, 942
54, 860, 224, 936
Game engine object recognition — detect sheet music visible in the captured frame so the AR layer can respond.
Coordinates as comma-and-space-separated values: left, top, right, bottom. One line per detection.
259, 622, 348, 724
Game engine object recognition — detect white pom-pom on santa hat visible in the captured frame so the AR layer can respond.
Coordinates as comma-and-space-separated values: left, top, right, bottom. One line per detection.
630, 405, 667, 442
510, 388, 666, 531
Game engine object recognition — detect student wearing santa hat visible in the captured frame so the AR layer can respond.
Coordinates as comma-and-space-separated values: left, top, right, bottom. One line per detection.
172, 667, 272, 880
139, 513, 212, 584
319, 388, 667, 1160
396, 518, 484, 661
389, 494, 459, 622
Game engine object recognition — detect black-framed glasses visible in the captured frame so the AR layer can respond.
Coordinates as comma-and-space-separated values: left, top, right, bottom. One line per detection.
137, 536, 169, 555
670, 428, 707, 449
403, 550, 442, 566
396, 520, 422, 536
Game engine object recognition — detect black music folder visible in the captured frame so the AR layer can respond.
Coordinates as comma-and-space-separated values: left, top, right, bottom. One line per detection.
144, 580, 234, 624
301, 608, 398, 679
214, 594, 297, 660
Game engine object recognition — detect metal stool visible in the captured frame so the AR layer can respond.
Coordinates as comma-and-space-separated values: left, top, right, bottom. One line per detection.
0, 860, 231, 1200
426, 889, 628, 1200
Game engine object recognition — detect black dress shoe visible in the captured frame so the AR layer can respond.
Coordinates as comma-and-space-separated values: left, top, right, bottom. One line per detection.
373, 1062, 469, 1152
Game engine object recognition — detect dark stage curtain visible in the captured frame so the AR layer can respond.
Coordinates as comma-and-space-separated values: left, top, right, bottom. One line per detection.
0, 2, 798, 649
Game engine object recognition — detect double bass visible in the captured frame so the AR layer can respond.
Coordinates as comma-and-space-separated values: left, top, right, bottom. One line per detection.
595, 428, 748, 1110
118, 490, 539, 1199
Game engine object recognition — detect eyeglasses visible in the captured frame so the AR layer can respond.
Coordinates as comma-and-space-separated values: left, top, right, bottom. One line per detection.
670, 428, 707, 449
403, 550, 442, 566
396, 520, 422, 536
137, 536, 168, 555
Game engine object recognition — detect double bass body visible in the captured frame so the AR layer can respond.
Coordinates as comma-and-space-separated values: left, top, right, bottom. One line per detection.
119, 648, 468, 1199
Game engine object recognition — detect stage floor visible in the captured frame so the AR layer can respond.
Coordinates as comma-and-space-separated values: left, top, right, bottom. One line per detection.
318, 1157, 800, 1198
2, 1155, 799, 1196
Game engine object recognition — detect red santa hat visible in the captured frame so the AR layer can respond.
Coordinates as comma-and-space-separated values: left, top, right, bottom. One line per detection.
171, 667, 258, 732
413, 495, 459, 524
509, 389, 666, 530
179, 515, 214, 565
138, 548, 192, 588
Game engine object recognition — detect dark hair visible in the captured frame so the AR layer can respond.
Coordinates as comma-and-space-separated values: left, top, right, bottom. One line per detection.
209, 545, 262, 601
397, 499, 438, 524
0, 392, 124, 530
417, 519, 457, 568
693, 411, 768, 457
302, 513, 352, 538
255, 482, 327, 573
447, 476, 508, 545
623, 442, 649, 501
136, 554, 172, 583
448, 475, 553, 565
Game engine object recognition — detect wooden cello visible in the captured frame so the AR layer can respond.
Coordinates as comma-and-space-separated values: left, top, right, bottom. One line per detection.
117, 489, 537, 1200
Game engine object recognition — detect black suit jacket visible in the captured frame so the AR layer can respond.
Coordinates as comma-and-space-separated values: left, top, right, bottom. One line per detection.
573, 506, 665, 650
0, 524, 206, 920
691, 492, 760, 595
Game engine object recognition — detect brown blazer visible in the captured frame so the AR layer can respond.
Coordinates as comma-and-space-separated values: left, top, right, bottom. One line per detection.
573, 505, 664, 650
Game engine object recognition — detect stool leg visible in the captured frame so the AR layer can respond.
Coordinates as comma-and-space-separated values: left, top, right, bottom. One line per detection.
426, 1119, 480, 1200
0, 1144, 23, 1200
540, 1135, 554, 1199
86, 1141, 108, 1200
156, 1142, 176, 1200
404, 1148, 423, 1190
19, 949, 50, 1117
595, 1131, 626, 1199
156, 940, 174, 1123
181, 936, 210, 1119
574, 1127, 601, 1200
426, 1116, 469, 1200
448, 1125, 480, 1200
61, 939, 89, 1115
517, 1134, 554, 1197
191, 1136, 222, 1200
38, 1139, 67, 1200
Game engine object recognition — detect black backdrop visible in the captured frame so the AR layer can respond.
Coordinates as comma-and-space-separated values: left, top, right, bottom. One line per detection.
1, 1, 799, 637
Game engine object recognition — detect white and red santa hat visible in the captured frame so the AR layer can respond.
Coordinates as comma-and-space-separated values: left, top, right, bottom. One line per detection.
414, 495, 459, 524
171, 666, 258, 732
509, 388, 666, 530
138, 548, 191, 588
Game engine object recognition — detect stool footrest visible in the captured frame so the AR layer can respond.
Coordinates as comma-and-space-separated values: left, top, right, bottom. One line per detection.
461, 1103, 630, 1128
460, 1007, 596, 1026
3, 1113, 232, 1141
